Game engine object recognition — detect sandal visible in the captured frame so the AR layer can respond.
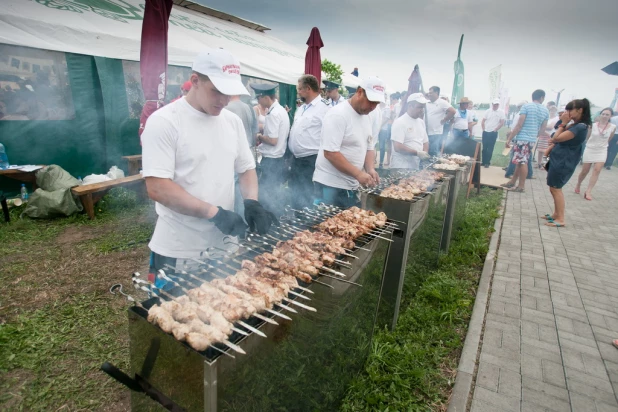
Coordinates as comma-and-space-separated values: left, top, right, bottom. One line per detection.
540, 214, 554, 221
500, 182, 515, 188
545, 222, 566, 228
510, 187, 525, 193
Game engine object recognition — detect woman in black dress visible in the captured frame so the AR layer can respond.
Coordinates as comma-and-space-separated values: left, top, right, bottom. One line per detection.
543, 99, 591, 228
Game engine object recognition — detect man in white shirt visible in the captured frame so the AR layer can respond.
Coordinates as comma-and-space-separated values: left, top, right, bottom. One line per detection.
313, 76, 385, 208
288, 74, 330, 208
141, 48, 276, 275
324, 80, 345, 107
390, 93, 430, 170
251, 83, 291, 218
452, 97, 474, 140
425, 86, 456, 156
481, 99, 506, 167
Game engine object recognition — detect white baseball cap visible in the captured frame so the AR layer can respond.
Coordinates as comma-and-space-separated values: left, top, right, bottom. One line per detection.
359, 76, 386, 103
407, 93, 429, 104
492, 98, 500, 105
192, 48, 249, 96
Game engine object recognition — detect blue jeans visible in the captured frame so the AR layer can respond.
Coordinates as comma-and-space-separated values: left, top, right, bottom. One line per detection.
505, 150, 534, 178
453, 129, 470, 140
314, 182, 360, 208
428, 134, 443, 156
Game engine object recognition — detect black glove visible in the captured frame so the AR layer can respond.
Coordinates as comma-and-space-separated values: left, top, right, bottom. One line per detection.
244, 200, 278, 234
209, 207, 248, 237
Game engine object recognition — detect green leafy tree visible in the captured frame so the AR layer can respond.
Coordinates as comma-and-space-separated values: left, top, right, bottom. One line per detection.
321, 59, 343, 84
321, 59, 344, 95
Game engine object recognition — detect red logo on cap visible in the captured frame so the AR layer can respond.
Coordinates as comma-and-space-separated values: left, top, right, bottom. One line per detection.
222, 64, 240, 75
373, 85, 385, 92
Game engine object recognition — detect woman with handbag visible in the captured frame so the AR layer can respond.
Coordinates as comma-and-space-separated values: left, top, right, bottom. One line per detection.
574, 108, 616, 200
543, 99, 591, 228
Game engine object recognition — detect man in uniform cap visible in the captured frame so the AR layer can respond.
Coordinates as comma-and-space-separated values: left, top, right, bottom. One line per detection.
251, 82, 291, 217
324, 80, 345, 107
481, 98, 506, 167
287, 74, 330, 209
345, 86, 357, 99
141, 48, 276, 276
313, 76, 385, 208
390, 93, 430, 170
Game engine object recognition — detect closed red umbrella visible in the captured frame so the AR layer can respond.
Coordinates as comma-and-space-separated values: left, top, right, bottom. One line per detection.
138, 0, 173, 140
399, 64, 424, 116
305, 27, 324, 84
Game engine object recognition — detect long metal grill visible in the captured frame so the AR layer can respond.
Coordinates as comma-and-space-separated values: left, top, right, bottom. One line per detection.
129, 205, 396, 363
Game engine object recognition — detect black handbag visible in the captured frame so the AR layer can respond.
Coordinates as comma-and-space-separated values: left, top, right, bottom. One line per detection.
544, 159, 550, 171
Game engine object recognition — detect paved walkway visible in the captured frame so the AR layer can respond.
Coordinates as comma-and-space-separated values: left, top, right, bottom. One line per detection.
471, 167, 618, 412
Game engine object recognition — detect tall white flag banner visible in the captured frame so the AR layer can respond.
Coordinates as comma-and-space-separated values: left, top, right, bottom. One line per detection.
488, 65, 502, 101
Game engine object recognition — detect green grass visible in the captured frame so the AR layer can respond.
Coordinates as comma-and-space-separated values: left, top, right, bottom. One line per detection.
340, 188, 503, 411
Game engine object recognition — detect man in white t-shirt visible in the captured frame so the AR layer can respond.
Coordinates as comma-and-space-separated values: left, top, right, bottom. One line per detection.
252, 83, 291, 217
141, 48, 276, 274
425, 86, 456, 156
481, 99, 506, 167
288, 74, 330, 209
313, 76, 385, 208
390, 93, 430, 170
452, 97, 474, 140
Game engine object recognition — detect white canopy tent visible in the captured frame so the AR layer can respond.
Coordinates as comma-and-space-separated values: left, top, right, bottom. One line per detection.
0, 0, 306, 85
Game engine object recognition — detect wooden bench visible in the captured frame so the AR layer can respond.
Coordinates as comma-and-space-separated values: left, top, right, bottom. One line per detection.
71, 175, 145, 219
122, 155, 142, 176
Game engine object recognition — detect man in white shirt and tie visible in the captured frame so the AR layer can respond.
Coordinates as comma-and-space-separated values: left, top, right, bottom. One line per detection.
324, 80, 345, 107
481, 99, 506, 167
252, 83, 291, 217
288, 74, 330, 208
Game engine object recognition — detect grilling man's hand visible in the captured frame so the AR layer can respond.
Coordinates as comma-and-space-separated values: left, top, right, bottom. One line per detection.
209, 207, 248, 237
244, 199, 279, 234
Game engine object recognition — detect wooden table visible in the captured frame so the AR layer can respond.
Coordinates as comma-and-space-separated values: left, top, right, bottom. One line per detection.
71, 174, 145, 219
0, 167, 44, 190
122, 155, 142, 176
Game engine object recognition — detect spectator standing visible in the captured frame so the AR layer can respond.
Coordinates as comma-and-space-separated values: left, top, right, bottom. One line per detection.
452, 97, 474, 140
503, 90, 549, 192
252, 83, 291, 217
544, 99, 591, 227
481, 99, 506, 167
287, 75, 330, 209
425, 86, 456, 156
467, 100, 478, 135
605, 113, 618, 170
575, 108, 616, 200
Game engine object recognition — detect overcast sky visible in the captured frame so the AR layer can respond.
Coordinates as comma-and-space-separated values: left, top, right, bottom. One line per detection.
195, 0, 618, 107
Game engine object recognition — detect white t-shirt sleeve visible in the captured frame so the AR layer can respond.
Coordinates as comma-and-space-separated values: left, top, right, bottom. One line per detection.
390, 119, 405, 144
234, 117, 256, 174
321, 113, 347, 152
483, 110, 490, 120
141, 114, 177, 179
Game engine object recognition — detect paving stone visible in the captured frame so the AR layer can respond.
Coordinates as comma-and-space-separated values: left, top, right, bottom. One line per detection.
470, 398, 506, 412
521, 402, 551, 412
498, 368, 522, 398
522, 387, 570, 411
558, 330, 599, 348
565, 367, 615, 393
473, 386, 520, 412
583, 354, 612, 379
569, 392, 599, 412
480, 351, 521, 374
568, 379, 618, 405
521, 352, 544, 380
538, 324, 559, 344
476, 361, 500, 392
542, 359, 567, 388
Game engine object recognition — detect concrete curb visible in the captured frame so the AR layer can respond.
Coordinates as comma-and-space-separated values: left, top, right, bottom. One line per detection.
447, 190, 507, 412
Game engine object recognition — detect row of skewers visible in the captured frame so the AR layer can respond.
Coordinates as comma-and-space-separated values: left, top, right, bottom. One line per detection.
137, 206, 392, 356
379, 170, 445, 201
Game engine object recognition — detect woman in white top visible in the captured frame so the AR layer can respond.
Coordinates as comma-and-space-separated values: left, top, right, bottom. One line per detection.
574, 108, 616, 200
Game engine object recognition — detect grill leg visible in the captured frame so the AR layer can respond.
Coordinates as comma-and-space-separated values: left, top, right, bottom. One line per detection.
204, 360, 218, 412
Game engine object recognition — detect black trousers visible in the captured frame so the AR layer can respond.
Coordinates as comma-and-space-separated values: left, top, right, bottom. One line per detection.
481, 131, 499, 166
605, 139, 618, 168
258, 156, 286, 217
289, 154, 318, 209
